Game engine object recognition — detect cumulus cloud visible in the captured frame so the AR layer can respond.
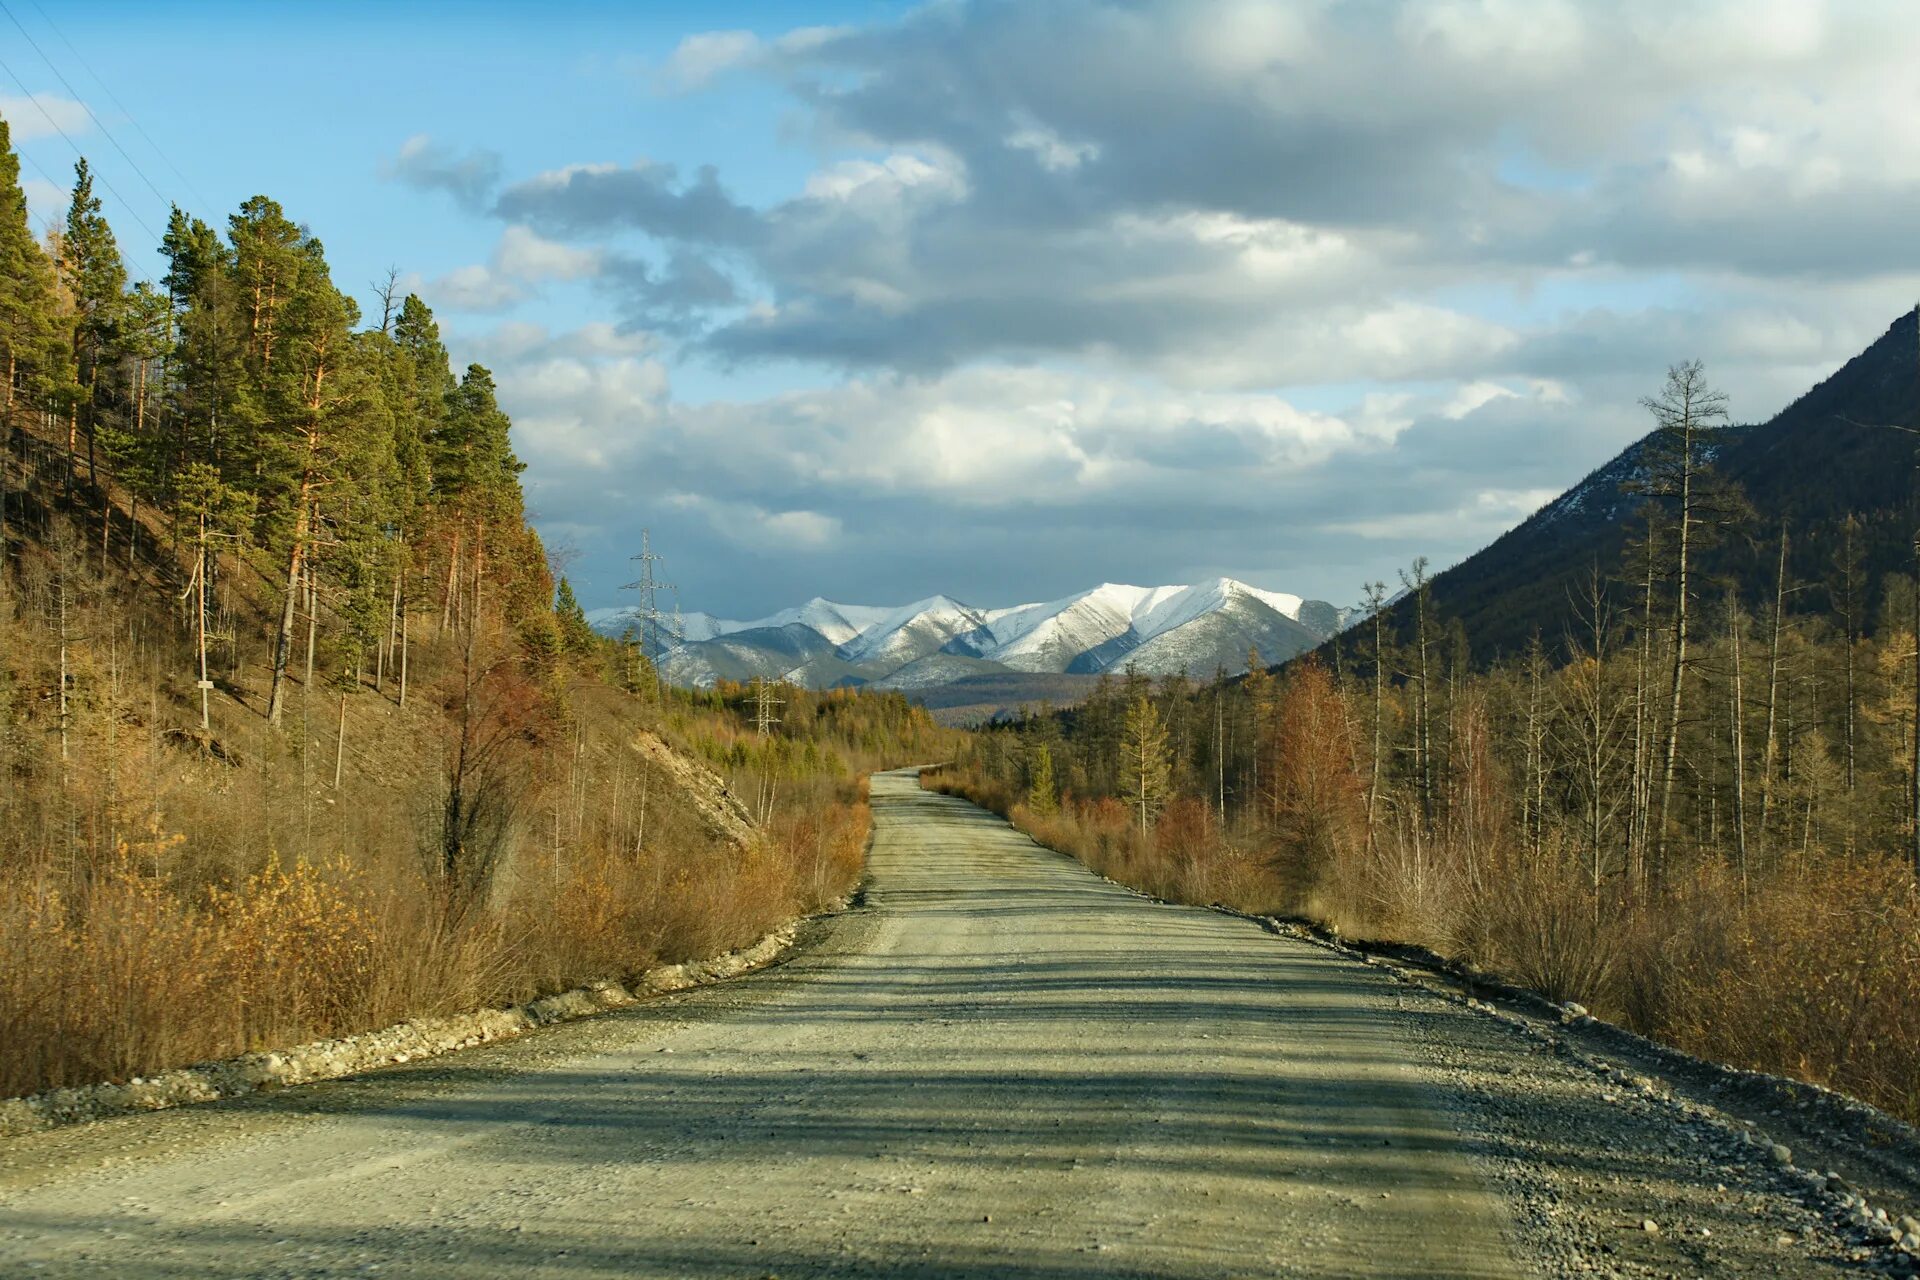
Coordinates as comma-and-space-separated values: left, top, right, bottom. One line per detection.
406, 225, 612, 313
658, 29, 762, 91
397, 1, 1920, 614
1, 93, 90, 143
382, 135, 503, 210
20, 177, 64, 230
481, 323, 1623, 613
494, 160, 758, 243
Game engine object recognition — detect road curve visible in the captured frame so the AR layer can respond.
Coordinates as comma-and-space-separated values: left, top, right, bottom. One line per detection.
0, 771, 1847, 1278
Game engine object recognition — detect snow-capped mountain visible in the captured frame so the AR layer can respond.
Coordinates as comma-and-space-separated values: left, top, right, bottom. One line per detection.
591, 578, 1349, 694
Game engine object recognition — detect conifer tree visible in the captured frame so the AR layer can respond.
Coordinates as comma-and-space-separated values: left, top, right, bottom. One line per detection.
554, 577, 596, 657
59, 158, 129, 489
1025, 742, 1057, 815
0, 116, 58, 546
1119, 694, 1172, 836
1634, 361, 1736, 877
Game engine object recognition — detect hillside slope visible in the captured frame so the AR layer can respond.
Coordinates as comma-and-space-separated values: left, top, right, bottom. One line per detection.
1365, 309, 1919, 662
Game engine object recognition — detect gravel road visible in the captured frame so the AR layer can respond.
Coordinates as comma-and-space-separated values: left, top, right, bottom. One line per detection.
0, 771, 1865, 1278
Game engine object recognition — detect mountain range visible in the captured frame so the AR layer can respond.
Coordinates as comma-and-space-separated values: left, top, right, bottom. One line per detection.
588, 579, 1347, 703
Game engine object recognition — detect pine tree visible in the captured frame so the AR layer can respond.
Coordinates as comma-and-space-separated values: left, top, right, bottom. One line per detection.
1025, 742, 1057, 816
437, 362, 523, 517
59, 158, 129, 490
234, 198, 383, 726
0, 115, 59, 546
164, 208, 250, 489
385, 293, 450, 516
554, 577, 596, 656
1119, 694, 1172, 836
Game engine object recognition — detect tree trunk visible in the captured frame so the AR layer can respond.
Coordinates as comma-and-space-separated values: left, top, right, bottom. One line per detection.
1367, 600, 1384, 846
399, 596, 409, 708
334, 690, 347, 789
304, 545, 318, 690
1759, 526, 1788, 840
1728, 591, 1749, 901
1653, 420, 1695, 882
266, 492, 313, 727
0, 350, 12, 559
440, 531, 460, 639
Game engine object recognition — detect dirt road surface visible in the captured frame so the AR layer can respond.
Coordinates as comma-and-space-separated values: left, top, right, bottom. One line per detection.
0, 771, 1857, 1277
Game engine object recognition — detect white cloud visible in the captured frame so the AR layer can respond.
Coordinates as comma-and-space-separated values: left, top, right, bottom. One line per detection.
20, 177, 63, 232
1005, 121, 1099, 173
408, 226, 613, 314
494, 225, 602, 281
660, 30, 762, 91
395, 1, 1920, 612
667, 494, 842, 549
408, 264, 525, 313
0, 93, 89, 143
800, 151, 969, 205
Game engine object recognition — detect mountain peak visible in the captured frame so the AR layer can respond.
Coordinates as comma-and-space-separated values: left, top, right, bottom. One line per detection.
600, 578, 1347, 692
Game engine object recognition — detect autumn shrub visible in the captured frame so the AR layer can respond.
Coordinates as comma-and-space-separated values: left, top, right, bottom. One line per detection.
1468, 842, 1626, 1005
0, 854, 391, 1097
0, 756, 878, 1099
1649, 856, 1920, 1121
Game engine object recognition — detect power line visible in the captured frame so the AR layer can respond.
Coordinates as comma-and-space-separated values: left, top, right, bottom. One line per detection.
0, 49, 161, 247
20, 0, 216, 221
0, 0, 174, 220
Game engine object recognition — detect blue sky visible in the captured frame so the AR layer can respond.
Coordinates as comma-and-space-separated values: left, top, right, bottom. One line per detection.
11, 1, 1920, 619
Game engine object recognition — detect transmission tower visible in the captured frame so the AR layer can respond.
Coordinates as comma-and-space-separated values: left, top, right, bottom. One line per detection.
752, 675, 783, 737
623, 528, 674, 698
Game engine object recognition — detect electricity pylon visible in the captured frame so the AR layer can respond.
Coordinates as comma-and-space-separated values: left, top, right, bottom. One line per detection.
623, 529, 674, 700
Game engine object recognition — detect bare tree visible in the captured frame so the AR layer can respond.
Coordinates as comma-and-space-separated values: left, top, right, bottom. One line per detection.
1636, 360, 1731, 881
372, 266, 403, 335
1399, 558, 1435, 830
1361, 580, 1389, 843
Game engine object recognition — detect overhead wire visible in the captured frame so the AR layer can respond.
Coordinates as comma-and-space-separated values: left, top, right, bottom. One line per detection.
0, 0, 174, 221
0, 47, 162, 248
20, 0, 216, 221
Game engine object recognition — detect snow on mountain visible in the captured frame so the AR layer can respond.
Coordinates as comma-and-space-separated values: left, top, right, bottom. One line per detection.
839, 595, 987, 668
1131, 578, 1304, 640
749, 598, 896, 647
590, 600, 886, 646
970, 584, 1168, 672
622, 577, 1344, 692
1123, 588, 1324, 677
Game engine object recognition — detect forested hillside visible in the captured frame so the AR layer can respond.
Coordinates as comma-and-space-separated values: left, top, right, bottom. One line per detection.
0, 117, 954, 1099
935, 354, 1920, 1125
1375, 310, 1920, 662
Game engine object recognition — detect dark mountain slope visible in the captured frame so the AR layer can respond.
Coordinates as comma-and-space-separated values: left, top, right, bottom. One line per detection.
1351, 309, 1920, 665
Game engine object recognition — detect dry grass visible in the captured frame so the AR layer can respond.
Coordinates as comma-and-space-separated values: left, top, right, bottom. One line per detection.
0, 777, 871, 1099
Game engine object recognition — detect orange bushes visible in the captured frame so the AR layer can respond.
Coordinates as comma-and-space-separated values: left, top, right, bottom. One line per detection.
1651, 857, 1920, 1121
1467, 842, 1625, 1004
0, 856, 388, 1097
0, 773, 876, 1100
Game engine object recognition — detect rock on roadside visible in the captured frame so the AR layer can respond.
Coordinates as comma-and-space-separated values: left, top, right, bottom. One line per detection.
0, 916, 814, 1141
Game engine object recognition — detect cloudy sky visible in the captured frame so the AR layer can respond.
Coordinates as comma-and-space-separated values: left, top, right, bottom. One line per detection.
12, 1, 1920, 617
